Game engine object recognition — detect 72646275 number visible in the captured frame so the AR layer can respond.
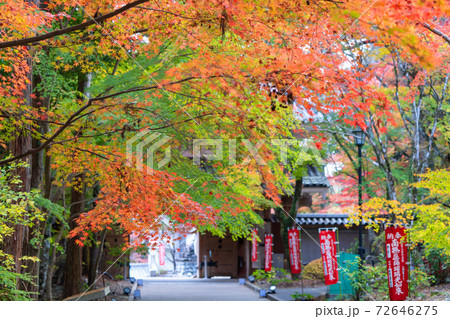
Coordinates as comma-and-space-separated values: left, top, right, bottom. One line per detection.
375, 306, 437, 316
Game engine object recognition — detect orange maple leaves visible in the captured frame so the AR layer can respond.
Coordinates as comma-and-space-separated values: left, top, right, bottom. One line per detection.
69, 160, 216, 246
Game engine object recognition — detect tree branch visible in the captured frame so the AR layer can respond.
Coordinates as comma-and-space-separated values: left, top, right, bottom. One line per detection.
0, 0, 150, 49
422, 23, 450, 45
0, 76, 213, 166
91, 76, 197, 102
424, 72, 449, 169
136, 6, 195, 20
0, 100, 94, 166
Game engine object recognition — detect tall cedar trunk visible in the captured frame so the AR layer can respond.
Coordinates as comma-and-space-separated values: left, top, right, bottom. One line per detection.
1, 49, 33, 293
276, 178, 302, 279
62, 174, 85, 299
39, 140, 53, 299
62, 73, 88, 299
1, 1, 49, 298
22, 74, 49, 298
2, 136, 31, 275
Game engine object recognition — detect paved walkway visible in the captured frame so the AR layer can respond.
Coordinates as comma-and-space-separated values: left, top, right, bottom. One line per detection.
136, 279, 269, 301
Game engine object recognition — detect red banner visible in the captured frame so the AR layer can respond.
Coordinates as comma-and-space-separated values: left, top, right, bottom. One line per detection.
264, 234, 273, 272
385, 226, 409, 301
319, 230, 339, 285
159, 244, 165, 266
251, 229, 258, 262
288, 228, 302, 274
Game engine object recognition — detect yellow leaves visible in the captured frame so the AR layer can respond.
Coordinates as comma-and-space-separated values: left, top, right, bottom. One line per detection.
20, 255, 40, 263
347, 197, 415, 233
411, 203, 450, 255
413, 169, 450, 199
408, 169, 450, 255
350, 169, 450, 255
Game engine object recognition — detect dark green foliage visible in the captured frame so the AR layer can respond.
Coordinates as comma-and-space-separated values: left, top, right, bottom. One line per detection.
251, 267, 291, 285
291, 292, 314, 301
420, 248, 449, 285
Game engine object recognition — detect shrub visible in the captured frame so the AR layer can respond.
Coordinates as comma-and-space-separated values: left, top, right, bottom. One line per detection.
0, 162, 47, 300
421, 248, 449, 285
291, 292, 314, 301
302, 258, 324, 281
251, 268, 291, 285
348, 255, 431, 300
115, 275, 124, 281
252, 269, 275, 282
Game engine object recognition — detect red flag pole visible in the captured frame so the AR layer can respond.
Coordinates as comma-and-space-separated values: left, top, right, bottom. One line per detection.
299, 227, 304, 295
406, 222, 412, 299
334, 227, 341, 295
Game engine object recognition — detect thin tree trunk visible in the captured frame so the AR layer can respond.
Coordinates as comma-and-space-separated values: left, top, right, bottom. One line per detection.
62, 174, 85, 299
39, 140, 53, 299
23, 73, 50, 299
88, 230, 107, 287
44, 226, 64, 300
276, 178, 302, 279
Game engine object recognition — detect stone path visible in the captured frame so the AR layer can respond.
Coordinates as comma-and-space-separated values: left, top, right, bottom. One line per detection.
136, 279, 268, 301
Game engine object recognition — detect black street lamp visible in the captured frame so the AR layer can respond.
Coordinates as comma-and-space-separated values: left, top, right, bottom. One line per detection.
353, 128, 365, 265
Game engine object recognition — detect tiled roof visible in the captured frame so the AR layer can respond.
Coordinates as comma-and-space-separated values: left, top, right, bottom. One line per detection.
302, 165, 330, 188
296, 213, 368, 226
296, 213, 349, 225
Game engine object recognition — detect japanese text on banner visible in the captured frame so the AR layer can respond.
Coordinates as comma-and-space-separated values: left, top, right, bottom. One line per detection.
319, 230, 338, 285
288, 228, 301, 274
264, 234, 273, 272
385, 226, 409, 301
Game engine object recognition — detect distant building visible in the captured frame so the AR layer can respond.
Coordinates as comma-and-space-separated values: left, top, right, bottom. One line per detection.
295, 213, 370, 264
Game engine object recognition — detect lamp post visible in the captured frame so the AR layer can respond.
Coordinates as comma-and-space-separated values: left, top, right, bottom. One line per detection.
353, 128, 365, 265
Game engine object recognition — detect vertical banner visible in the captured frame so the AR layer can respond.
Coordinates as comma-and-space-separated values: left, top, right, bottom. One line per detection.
159, 244, 165, 266
251, 229, 258, 262
288, 228, 302, 274
385, 226, 408, 301
319, 229, 339, 285
264, 234, 273, 272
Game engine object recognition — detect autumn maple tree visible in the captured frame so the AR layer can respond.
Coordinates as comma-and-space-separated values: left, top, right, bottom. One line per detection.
0, 0, 449, 300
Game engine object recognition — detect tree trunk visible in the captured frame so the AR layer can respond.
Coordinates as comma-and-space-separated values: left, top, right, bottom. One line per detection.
88, 230, 107, 287
1, 57, 32, 293
1, 137, 31, 274
44, 225, 64, 300
22, 73, 50, 299
62, 174, 85, 299
62, 69, 90, 299
3, 1, 49, 296
276, 178, 302, 279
